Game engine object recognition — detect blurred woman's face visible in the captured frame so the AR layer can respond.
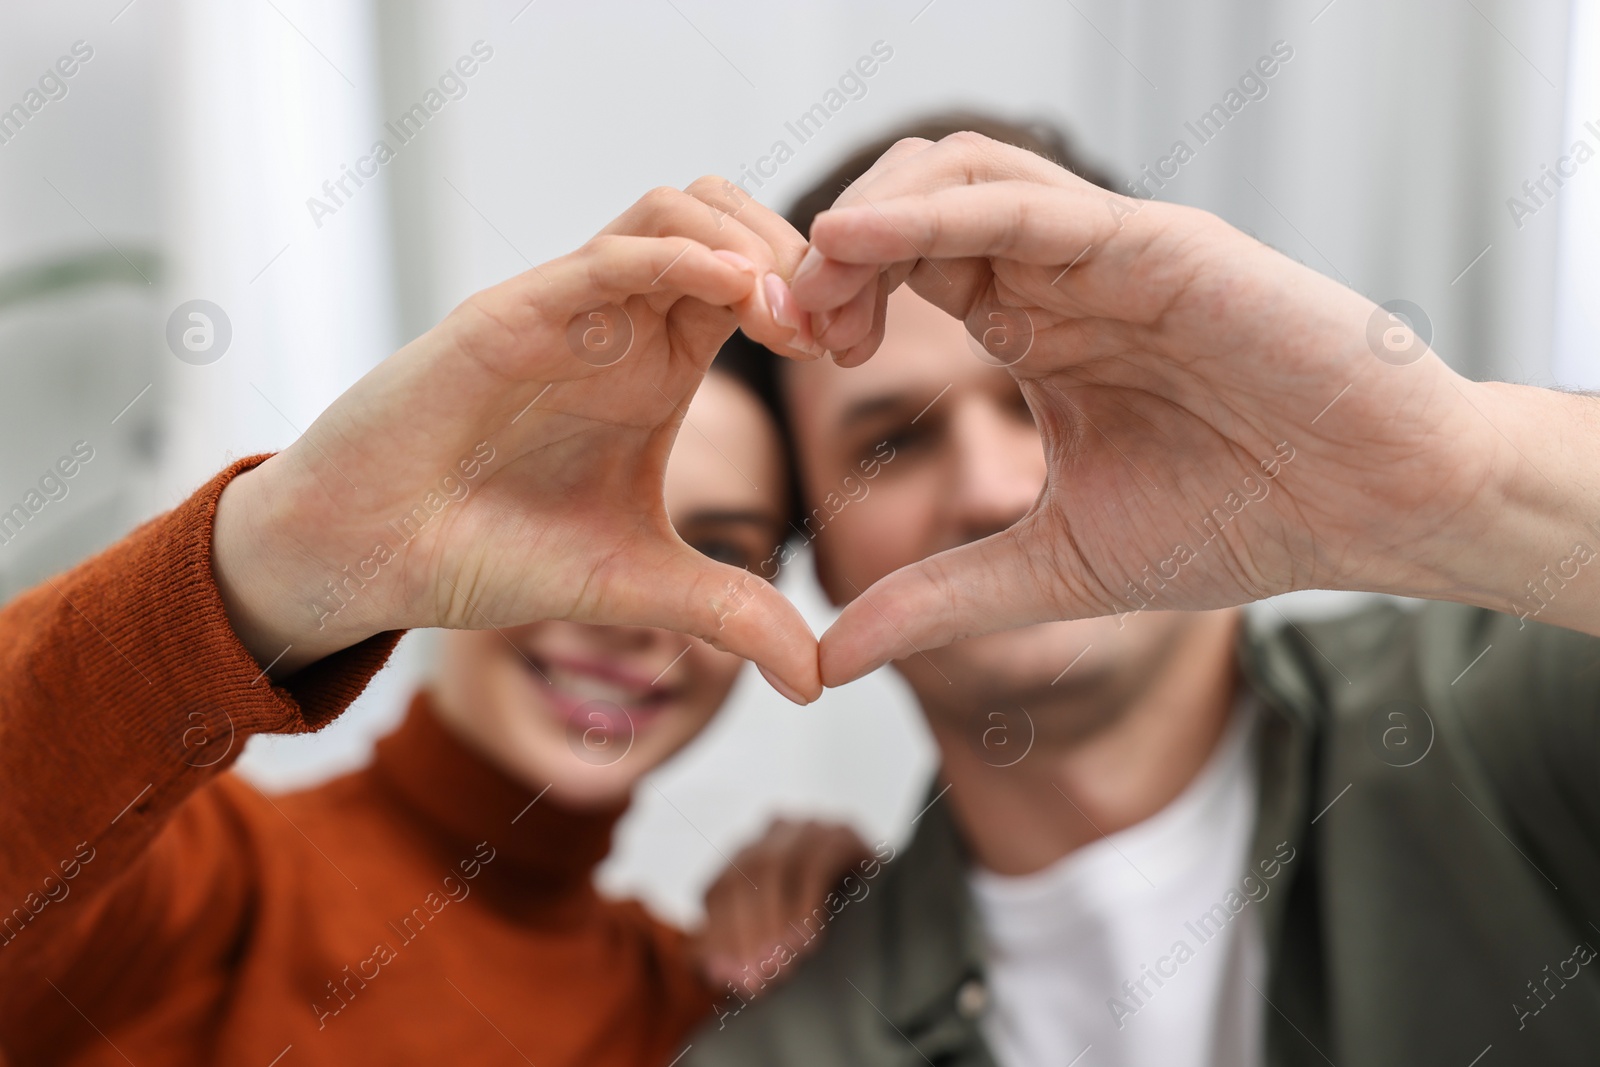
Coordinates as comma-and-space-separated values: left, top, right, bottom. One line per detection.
431, 372, 790, 807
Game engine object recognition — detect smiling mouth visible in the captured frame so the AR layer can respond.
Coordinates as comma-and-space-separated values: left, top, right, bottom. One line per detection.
524, 656, 674, 736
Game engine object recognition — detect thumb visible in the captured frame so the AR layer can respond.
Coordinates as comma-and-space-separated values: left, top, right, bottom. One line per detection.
818, 523, 1091, 686
617, 540, 821, 703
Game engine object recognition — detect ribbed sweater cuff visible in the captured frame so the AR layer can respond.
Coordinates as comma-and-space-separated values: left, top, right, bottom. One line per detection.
89, 453, 404, 741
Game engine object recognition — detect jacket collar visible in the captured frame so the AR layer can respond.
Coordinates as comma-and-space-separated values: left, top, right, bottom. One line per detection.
1233, 608, 1335, 1060
874, 786, 995, 1062
1234, 610, 1321, 945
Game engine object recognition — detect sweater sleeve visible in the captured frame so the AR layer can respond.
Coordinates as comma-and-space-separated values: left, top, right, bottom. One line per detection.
0, 454, 402, 968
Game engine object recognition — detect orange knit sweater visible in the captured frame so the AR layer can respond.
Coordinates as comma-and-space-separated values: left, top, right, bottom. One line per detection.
0, 457, 712, 1065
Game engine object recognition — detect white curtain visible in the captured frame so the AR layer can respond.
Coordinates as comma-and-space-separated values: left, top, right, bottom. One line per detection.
158, 0, 424, 788
158, 0, 397, 492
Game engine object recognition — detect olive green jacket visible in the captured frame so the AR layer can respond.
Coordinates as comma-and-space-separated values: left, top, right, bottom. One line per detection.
685, 601, 1600, 1066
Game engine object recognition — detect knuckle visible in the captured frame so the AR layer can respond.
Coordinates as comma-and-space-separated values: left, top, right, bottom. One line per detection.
688, 174, 740, 200
583, 232, 628, 260
888, 135, 934, 155
941, 129, 991, 151
640, 185, 682, 210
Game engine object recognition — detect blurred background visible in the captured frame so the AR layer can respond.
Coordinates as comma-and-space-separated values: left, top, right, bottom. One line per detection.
1, 0, 1593, 925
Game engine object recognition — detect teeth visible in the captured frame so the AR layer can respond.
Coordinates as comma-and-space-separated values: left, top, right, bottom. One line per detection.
545, 665, 653, 706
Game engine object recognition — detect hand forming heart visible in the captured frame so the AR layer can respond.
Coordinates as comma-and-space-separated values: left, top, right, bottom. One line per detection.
788, 132, 1520, 685
215, 138, 1578, 700
213, 179, 827, 701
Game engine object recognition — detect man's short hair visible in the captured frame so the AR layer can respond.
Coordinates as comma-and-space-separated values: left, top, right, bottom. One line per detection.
782, 111, 1118, 237
715, 110, 1118, 431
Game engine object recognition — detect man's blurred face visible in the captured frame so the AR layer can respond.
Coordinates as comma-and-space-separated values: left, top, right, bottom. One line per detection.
784, 288, 1199, 736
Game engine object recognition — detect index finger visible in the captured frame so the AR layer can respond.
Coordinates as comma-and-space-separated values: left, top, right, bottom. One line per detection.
682, 176, 827, 359
784, 136, 938, 323
792, 180, 1147, 317
789, 132, 1100, 313
836, 130, 1081, 208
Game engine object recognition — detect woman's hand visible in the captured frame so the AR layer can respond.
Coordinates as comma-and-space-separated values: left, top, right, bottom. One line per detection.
212, 179, 826, 701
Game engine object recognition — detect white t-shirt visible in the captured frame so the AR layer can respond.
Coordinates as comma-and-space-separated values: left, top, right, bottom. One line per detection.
967, 700, 1266, 1067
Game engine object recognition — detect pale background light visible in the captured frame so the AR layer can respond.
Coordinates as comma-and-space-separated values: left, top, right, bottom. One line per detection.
0, 0, 1586, 924
1552, 0, 1600, 387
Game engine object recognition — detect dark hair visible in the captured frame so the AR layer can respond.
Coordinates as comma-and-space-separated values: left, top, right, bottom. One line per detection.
708, 340, 806, 546
783, 111, 1118, 238
712, 112, 1117, 549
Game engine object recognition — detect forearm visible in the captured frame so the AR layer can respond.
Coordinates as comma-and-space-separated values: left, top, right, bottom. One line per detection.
0, 456, 398, 919
1439, 382, 1600, 636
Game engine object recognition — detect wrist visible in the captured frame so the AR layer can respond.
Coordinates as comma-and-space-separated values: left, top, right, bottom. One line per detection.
212, 460, 371, 677
1433, 381, 1600, 633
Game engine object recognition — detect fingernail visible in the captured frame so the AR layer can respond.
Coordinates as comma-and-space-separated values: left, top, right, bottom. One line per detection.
792, 246, 824, 285
782, 341, 827, 362
815, 307, 839, 341
758, 664, 811, 705
764, 273, 799, 331
713, 249, 756, 273
793, 309, 825, 358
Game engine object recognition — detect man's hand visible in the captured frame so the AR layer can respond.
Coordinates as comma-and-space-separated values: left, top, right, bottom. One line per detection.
696, 818, 872, 991
792, 132, 1586, 684
212, 179, 826, 702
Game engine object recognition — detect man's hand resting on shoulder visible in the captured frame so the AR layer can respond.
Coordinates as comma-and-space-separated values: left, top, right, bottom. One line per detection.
211, 179, 825, 702
696, 818, 873, 993
792, 132, 1600, 684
